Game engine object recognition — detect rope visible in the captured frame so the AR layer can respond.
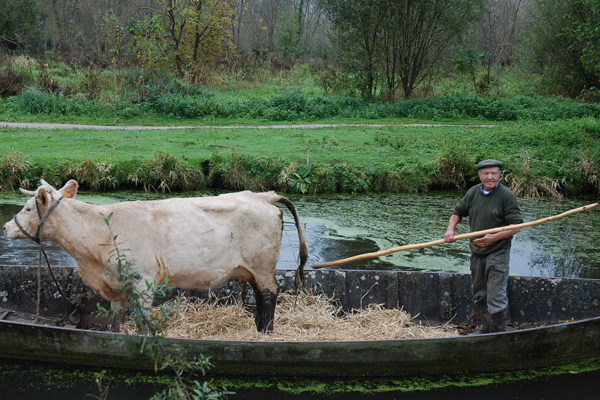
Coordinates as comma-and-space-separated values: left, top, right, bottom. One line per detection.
13, 194, 80, 324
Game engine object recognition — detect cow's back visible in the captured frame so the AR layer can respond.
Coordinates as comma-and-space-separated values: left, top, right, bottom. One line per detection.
105, 191, 285, 290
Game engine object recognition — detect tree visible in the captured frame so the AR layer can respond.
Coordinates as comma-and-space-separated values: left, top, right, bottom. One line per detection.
137, 0, 236, 78
568, 0, 600, 89
321, 0, 392, 98
461, 0, 527, 92
384, 0, 481, 99
525, 0, 600, 96
0, 0, 46, 53
322, 0, 481, 99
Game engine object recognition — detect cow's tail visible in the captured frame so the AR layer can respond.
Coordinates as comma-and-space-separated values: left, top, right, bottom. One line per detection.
276, 196, 308, 290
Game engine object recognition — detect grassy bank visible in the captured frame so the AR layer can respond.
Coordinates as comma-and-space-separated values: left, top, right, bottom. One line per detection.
1, 62, 599, 197
1, 118, 598, 196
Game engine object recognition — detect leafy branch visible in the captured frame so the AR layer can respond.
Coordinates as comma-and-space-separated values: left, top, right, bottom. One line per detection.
95, 212, 232, 400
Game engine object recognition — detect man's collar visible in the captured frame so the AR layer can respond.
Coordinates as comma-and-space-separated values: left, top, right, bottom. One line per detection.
481, 182, 499, 194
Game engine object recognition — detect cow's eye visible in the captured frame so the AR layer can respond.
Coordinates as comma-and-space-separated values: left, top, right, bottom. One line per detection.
25, 207, 32, 212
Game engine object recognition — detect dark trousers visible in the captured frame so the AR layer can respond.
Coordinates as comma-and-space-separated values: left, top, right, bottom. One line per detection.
470, 247, 510, 315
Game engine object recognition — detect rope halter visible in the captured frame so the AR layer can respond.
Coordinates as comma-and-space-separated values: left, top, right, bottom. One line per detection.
11, 191, 78, 323
13, 193, 65, 244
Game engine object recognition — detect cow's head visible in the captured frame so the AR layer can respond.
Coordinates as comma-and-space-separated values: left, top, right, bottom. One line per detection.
3, 179, 78, 242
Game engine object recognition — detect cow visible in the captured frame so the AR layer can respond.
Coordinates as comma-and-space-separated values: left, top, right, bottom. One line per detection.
2, 179, 308, 333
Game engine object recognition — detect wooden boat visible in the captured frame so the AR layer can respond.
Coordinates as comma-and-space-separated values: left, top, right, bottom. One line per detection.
1, 264, 600, 377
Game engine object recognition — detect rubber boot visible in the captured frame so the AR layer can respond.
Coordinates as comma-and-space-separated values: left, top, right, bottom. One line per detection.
490, 310, 508, 333
476, 308, 492, 334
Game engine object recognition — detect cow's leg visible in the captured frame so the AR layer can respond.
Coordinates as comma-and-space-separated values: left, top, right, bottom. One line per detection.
249, 281, 278, 333
261, 288, 278, 332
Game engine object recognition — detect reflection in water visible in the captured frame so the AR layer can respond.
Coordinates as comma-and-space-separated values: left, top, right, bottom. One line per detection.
1, 193, 599, 278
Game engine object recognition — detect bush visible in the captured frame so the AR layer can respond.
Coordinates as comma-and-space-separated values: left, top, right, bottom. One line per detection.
0, 150, 31, 191
130, 152, 205, 193
207, 152, 286, 191
0, 66, 30, 97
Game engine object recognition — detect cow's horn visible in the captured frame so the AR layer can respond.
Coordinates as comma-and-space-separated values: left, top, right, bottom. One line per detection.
19, 187, 35, 196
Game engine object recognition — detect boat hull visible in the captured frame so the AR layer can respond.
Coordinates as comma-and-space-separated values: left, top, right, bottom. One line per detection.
1, 316, 600, 377
1, 265, 600, 377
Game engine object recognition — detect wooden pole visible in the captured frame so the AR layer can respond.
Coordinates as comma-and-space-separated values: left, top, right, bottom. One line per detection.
309, 202, 599, 269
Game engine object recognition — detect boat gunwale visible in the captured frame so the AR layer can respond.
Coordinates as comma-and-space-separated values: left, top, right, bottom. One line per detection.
2, 313, 600, 345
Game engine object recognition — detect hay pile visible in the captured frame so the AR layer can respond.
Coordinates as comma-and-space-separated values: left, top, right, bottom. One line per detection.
148, 292, 458, 342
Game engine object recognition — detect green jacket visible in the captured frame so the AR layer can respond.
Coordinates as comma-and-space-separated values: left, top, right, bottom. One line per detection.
452, 183, 523, 255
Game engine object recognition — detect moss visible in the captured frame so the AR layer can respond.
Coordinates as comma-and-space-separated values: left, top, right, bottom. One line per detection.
213, 357, 600, 395
0, 359, 172, 392
2, 357, 600, 396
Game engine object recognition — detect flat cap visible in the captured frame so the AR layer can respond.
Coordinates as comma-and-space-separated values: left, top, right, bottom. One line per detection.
477, 159, 503, 170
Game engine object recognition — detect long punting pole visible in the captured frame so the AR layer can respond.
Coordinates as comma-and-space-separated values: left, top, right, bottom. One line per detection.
309, 202, 599, 269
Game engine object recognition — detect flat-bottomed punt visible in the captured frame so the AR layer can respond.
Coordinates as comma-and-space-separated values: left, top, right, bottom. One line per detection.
1, 265, 599, 377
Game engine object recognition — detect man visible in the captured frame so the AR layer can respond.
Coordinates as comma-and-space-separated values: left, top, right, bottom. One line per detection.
444, 159, 523, 333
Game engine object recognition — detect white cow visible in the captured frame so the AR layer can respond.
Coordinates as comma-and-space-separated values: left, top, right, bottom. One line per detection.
3, 180, 308, 332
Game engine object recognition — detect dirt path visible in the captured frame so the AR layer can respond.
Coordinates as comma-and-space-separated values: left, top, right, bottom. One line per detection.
0, 122, 495, 130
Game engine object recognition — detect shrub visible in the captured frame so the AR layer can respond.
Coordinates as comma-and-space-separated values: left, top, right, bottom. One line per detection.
130, 152, 205, 193
431, 140, 477, 189
0, 150, 31, 191
40, 160, 76, 187
207, 152, 286, 191
74, 159, 118, 191
503, 151, 563, 198
304, 162, 370, 194
0, 66, 29, 97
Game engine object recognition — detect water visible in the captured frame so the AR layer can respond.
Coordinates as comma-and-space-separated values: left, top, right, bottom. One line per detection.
1, 191, 599, 278
1, 360, 600, 400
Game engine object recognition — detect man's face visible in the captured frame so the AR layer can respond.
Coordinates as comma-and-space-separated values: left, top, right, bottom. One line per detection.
478, 167, 500, 191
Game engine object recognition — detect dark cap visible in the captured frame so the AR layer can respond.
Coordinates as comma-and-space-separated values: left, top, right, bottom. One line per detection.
477, 159, 503, 170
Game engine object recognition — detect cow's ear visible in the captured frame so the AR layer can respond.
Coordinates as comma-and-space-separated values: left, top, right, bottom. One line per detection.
37, 188, 51, 208
60, 180, 79, 199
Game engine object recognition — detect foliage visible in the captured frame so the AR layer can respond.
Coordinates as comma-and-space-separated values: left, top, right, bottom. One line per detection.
525, 0, 600, 97
0, 149, 30, 191
15, 88, 103, 116
96, 212, 232, 400
74, 159, 118, 191
1, 117, 599, 197
127, 0, 236, 78
125, 16, 175, 72
0, 65, 31, 97
453, 49, 490, 94
279, 163, 316, 194
503, 151, 563, 198
0, 0, 46, 54
569, 0, 600, 91
5, 66, 600, 121
321, 0, 482, 99
130, 152, 205, 193
208, 152, 287, 192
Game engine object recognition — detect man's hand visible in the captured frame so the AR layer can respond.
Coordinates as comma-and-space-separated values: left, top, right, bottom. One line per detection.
445, 214, 461, 243
444, 230, 455, 243
473, 226, 521, 248
473, 234, 495, 248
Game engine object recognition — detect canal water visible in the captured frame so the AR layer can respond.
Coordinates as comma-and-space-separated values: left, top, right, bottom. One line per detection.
1, 191, 599, 278
1, 358, 600, 400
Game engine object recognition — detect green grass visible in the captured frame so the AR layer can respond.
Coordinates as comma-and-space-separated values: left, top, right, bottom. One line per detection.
0, 124, 472, 166
1, 118, 598, 195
